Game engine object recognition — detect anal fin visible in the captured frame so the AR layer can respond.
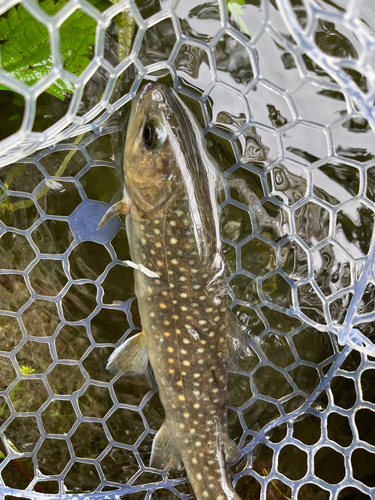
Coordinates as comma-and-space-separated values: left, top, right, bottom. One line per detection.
107, 331, 148, 375
150, 421, 183, 472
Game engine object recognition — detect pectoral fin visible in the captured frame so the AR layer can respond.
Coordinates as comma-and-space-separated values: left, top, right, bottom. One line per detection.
97, 200, 130, 229
226, 312, 252, 370
150, 421, 183, 472
107, 331, 148, 375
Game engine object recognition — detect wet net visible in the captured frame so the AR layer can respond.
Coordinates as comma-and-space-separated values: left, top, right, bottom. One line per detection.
0, 0, 375, 498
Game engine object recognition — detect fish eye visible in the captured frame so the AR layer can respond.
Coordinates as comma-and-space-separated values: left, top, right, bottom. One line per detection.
143, 120, 166, 149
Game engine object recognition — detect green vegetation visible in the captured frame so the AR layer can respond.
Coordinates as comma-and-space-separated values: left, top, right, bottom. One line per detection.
262, 468, 291, 500
226, 0, 249, 36
0, 365, 35, 457
0, 0, 133, 101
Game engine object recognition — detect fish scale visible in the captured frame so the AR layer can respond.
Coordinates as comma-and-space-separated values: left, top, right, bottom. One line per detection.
101, 83, 243, 500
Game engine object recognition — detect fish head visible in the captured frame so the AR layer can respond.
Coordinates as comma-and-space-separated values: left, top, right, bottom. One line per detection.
124, 83, 188, 214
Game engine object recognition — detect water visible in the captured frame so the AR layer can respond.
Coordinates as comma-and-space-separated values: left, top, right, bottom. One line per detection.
0, 0, 375, 498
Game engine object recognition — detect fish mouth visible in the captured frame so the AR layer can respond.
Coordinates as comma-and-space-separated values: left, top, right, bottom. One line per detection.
137, 82, 159, 104
133, 83, 168, 116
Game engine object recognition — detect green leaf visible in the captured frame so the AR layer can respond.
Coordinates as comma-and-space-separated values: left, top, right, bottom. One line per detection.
0, 17, 11, 41
227, 0, 249, 36
0, 0, 111, 100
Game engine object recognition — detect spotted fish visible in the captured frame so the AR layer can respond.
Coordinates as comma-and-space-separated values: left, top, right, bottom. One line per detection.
99, 83, 246, 500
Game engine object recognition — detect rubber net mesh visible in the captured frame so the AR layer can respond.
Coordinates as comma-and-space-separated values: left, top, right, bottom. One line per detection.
0, 0, 375, 498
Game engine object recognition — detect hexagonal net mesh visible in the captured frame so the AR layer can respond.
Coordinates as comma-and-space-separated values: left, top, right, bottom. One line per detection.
0, 0, 375, 498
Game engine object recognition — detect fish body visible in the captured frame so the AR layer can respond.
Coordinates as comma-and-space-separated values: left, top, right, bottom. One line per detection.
103, 84, 242, 500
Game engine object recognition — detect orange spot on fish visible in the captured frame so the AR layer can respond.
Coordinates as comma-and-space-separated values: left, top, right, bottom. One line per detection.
160, 303, 167, 309
178, 395, 185, 401
168, 358, 174, 364
164, 332, 170, 337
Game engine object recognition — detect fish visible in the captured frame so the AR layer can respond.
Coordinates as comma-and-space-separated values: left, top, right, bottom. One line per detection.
99, 83, 247, 500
